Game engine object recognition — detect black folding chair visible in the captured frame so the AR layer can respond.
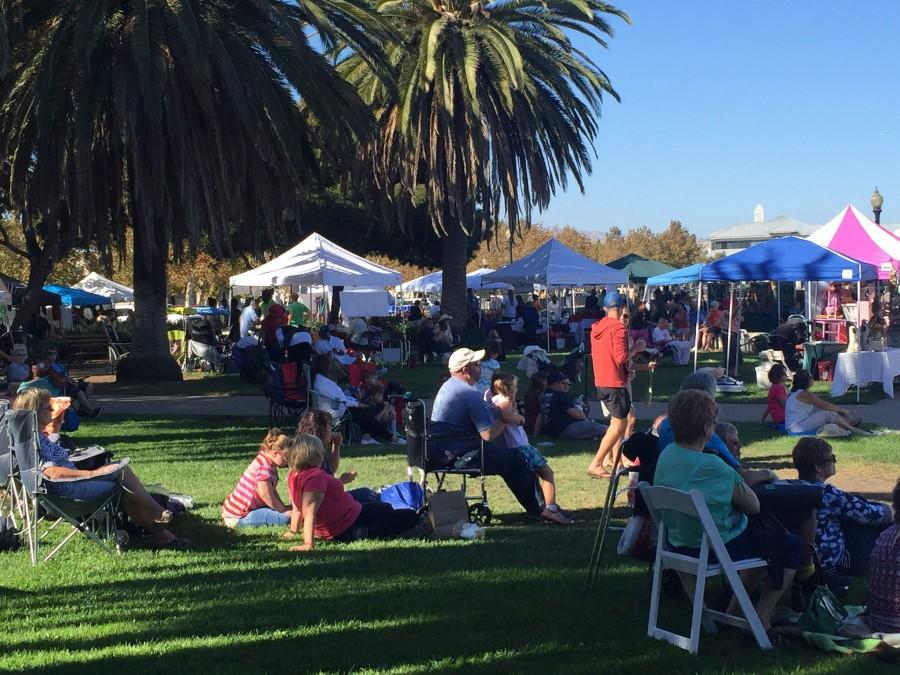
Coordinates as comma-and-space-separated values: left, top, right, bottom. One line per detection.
6, 409, 125, 564
404, 399, 492, 524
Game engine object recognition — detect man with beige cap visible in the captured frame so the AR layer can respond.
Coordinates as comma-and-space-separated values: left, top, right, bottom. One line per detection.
429, 348, 544, 519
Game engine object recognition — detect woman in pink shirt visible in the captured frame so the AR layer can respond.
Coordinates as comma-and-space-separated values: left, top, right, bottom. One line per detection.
286, 434, 419, 551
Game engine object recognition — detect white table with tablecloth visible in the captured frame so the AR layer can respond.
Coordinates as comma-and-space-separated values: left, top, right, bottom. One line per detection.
831, 348, 900, 398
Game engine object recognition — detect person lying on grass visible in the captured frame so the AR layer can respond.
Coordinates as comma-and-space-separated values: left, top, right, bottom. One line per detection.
285, 434, 420, 551
654, 389, 804, 633
222, 429, 291, 528
489, 373, 572, 525
13, 388, 187, 549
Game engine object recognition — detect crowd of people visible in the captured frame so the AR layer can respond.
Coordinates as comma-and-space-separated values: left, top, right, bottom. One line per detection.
2, 278, 896, 643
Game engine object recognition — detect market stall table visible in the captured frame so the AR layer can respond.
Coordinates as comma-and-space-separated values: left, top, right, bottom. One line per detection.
801, 341, 846, 376
831, 348, 900, 399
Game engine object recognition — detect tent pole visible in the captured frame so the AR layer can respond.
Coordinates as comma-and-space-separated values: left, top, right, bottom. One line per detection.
547, 286, 552, 352
693, 282, 703, 372
776, 282, 781, 322
725, 283, 735, 377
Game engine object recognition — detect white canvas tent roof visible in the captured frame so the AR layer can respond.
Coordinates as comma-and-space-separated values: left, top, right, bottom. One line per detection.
229, 233, 401, 289
481, 238, 627, 287
400, 268, 513, 293
73, 272, 134, 303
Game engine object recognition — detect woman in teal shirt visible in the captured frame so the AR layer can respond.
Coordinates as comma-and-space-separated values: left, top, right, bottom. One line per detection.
655, 389, 803, 632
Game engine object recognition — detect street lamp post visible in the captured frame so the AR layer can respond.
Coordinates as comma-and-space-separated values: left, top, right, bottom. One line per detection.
505, 228, 513, 264
871, 187, 884, 224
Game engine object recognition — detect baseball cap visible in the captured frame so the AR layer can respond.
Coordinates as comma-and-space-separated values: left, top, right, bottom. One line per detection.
50, 363, 67, 375
447, 348, 485, 372
604, 291, 625, 308
11, 344, 28, 357
546, 370, 569, 385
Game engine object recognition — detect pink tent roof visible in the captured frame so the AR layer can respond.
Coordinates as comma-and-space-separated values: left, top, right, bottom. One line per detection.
807, 205, 900, 279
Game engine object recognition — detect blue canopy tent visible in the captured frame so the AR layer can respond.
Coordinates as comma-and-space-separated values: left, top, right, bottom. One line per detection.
42, 284, 112, 307
645, 236, 878, 373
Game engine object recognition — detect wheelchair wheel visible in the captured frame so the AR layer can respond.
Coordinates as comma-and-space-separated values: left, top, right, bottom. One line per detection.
468, 503, 492, 525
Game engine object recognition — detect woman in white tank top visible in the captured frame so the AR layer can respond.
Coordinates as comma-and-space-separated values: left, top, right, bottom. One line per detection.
785, 370, 867, 435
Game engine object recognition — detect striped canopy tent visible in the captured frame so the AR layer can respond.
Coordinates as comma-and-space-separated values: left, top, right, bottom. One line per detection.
806, 205, 900, 279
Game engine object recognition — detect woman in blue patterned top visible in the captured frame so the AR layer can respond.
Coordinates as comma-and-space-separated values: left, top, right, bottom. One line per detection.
13, 388, 185, 549
792, 437, 892, 575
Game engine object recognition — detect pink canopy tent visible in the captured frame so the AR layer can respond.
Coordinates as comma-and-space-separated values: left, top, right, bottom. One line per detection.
807, 205, 900, 279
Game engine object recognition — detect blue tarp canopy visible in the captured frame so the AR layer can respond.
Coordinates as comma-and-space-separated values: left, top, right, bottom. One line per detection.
646, 236, 878, 285
43, 284, 111, 307
482, 238, 627, 287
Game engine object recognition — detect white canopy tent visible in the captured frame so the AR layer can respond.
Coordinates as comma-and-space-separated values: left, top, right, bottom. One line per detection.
73, 272, 134, 303
229, 233, 401, 290
400, 267, 513, 293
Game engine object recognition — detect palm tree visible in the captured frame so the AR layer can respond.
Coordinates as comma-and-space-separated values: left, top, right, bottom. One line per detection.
0, 0, 388, 378
342, 0, 629, 329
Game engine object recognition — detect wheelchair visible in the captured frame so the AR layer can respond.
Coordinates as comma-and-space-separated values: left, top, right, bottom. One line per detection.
404, 399, 492, 524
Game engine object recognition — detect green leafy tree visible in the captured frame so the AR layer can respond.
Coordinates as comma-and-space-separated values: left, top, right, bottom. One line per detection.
342, 0, 628, 328
652, 220, 706, 268
0, 0, 387, 379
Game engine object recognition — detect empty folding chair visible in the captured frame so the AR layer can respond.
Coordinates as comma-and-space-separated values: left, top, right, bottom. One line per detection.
638, 482, 772, 654
6, 408, 125, 564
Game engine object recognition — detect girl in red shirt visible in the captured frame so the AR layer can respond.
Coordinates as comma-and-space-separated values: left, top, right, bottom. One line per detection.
762, 364, 788, 427
286, 434, 419, 551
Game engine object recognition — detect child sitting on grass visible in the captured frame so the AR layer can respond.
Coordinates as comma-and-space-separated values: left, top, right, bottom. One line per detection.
761, 363, 788, 428
222, 428, 291, 528
490, 372, 572, 525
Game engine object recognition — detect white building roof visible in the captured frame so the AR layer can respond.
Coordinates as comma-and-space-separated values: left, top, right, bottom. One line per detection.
708, 215, 816, 242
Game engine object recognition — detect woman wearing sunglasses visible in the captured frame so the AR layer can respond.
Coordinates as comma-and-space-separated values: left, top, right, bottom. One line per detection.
792, 437, 892, 580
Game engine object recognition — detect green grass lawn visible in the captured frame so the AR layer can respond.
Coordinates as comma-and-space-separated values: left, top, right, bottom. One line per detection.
383, 351, 886, 405
2, 416, 897, 673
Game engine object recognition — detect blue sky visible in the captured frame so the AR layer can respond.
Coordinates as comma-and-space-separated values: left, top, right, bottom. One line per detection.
538, 1, 900, 237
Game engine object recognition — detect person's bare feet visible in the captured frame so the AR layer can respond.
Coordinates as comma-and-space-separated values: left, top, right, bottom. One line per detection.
540, 507, 573, 525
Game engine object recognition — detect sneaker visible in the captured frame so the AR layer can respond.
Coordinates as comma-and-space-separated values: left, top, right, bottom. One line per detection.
90, 406, 104, 418
360, 437, 381, 445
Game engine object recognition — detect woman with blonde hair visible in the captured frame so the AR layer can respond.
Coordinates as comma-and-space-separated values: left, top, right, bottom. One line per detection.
286, 434, 419, 551
222, 428, 292, 528
13, 388, 186, 549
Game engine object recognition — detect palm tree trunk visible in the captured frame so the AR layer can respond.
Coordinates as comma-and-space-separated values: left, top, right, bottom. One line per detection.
10, 251, 53, 336
440, 226, 468, 334
117, 225, 182, 381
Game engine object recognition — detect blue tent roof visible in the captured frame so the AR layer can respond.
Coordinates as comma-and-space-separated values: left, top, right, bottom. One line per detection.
482, 238, 627, 287
646, 237, 878, 285
43, 284, 112, 307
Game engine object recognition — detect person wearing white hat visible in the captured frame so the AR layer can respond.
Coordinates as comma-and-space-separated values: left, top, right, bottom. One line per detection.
429, 348, 544, 519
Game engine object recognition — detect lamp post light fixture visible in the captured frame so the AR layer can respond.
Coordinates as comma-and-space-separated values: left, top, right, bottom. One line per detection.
871, 187, 884, 224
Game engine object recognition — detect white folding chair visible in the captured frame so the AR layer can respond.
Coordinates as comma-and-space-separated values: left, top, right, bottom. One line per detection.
638, 482, 772, 654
